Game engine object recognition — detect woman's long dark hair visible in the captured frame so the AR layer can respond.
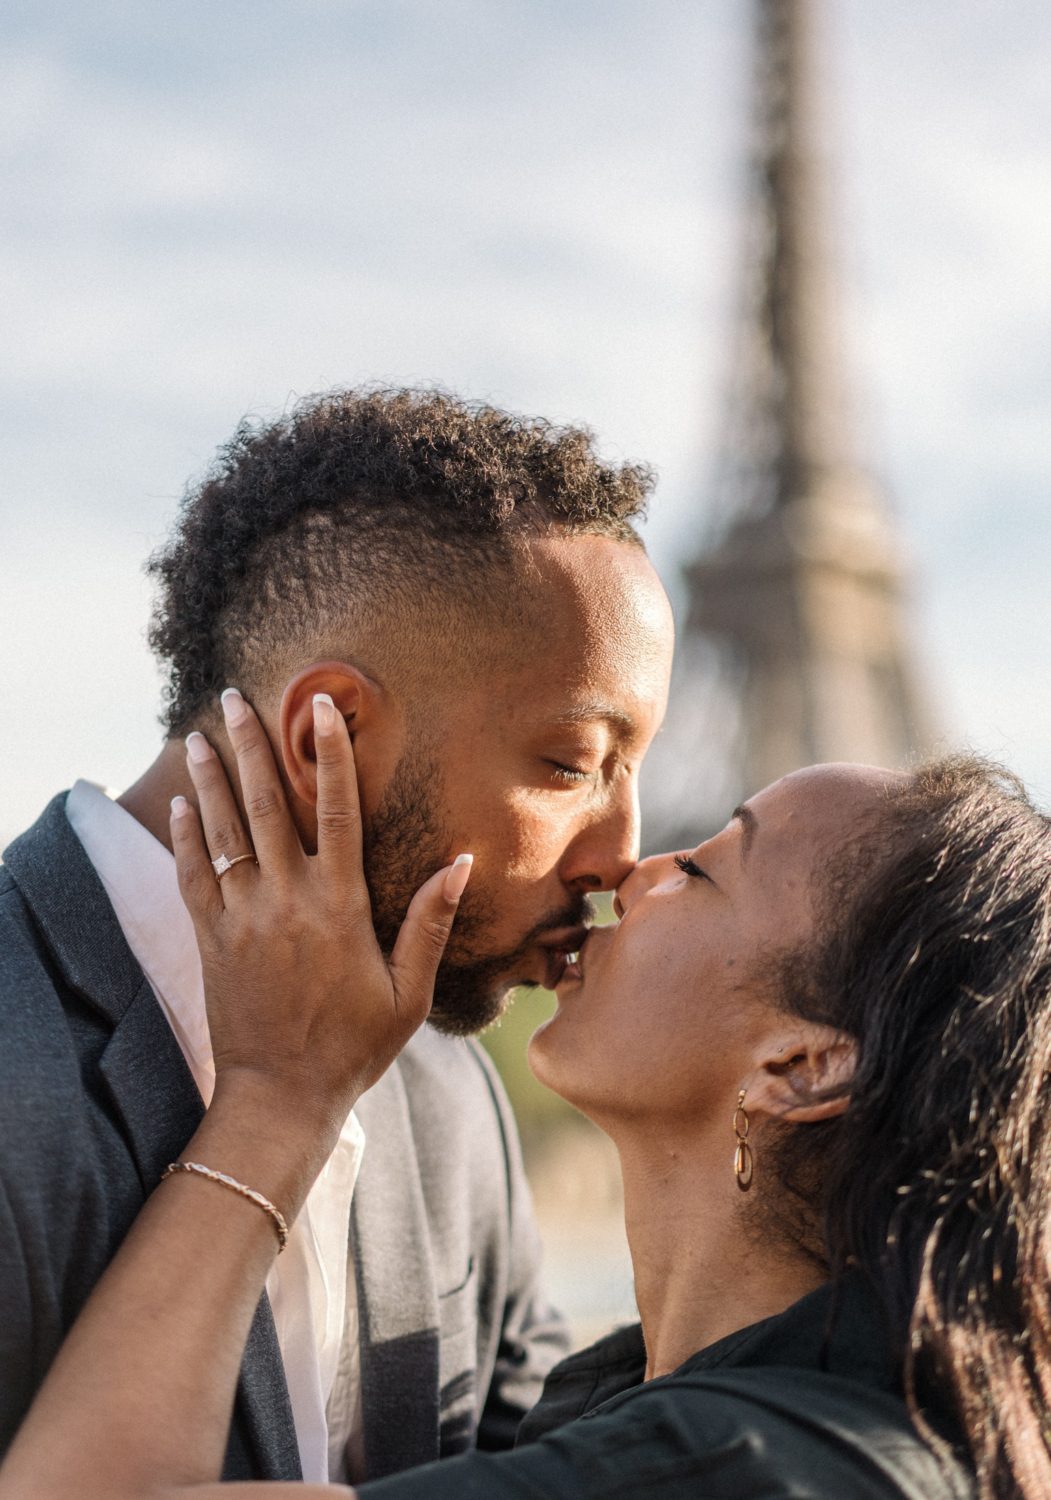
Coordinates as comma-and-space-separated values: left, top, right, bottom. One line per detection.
787, 756, 1051, 1500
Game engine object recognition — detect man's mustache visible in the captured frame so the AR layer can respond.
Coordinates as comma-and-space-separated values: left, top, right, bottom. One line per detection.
520, 892, 598, 947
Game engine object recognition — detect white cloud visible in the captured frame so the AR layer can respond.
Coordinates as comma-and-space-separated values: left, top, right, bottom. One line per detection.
3, 0, 1051, 842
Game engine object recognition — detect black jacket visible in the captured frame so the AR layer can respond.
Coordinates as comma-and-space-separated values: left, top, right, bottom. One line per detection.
0, 794, 569, 1480
356, 1278, 976, 1499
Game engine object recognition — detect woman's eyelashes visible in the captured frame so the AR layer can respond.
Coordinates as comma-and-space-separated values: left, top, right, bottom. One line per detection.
674, 853, 713, 883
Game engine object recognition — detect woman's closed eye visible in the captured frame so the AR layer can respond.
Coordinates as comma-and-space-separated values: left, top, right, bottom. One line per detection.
675, 853, 713, 883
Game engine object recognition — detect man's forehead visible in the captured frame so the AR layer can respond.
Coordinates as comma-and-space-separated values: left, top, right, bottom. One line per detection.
474, 667, 652, 740
520, 535, 672, 645
456, 536, 673, 737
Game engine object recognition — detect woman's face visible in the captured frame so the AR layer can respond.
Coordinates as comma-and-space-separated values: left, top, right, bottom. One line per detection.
528, 764, 892, 1130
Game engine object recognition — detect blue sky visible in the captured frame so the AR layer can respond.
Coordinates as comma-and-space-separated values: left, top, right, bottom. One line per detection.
2, 0, 1051, 844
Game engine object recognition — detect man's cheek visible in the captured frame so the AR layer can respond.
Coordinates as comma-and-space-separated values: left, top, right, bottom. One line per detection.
499, 793, 575, 869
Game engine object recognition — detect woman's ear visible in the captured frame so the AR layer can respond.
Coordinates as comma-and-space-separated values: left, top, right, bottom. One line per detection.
746, 1025, 857, 1123
280, 661, 373, 806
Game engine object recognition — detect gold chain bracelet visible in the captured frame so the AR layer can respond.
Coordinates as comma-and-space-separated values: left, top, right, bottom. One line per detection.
161, 1161, 289, 1252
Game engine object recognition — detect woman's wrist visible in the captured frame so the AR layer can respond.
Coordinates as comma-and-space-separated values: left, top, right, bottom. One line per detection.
185, 1066, 351, 1225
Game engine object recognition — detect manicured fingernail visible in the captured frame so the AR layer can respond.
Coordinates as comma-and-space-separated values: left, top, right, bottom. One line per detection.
170, 795, 190, 817
313, 693, 336, 734
444, 853, 473, 902
221, 687, 248, 727
185, 731, 212, 763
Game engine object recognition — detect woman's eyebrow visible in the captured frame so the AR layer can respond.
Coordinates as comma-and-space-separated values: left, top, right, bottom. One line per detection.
731, 803, 758, 858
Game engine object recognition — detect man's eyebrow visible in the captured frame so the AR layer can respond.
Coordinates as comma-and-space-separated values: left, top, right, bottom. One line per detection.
731, 803, 758, 857
548, 704, 637, 734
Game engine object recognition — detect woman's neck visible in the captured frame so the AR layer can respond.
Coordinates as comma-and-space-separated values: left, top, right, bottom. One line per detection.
614, 1127, 829, 1381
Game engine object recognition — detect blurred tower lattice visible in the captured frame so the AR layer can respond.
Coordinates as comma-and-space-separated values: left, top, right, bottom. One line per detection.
640, 0, 932, 852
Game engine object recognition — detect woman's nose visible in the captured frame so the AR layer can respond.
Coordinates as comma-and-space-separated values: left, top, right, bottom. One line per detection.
613, 850, 681, 918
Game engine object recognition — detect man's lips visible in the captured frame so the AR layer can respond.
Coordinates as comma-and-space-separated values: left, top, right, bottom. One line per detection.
537, 923, 591, 953
556, 926, 594, 987
535, 924, 591, 990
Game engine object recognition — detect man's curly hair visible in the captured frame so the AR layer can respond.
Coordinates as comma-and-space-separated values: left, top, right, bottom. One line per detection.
148, 387, 653, 734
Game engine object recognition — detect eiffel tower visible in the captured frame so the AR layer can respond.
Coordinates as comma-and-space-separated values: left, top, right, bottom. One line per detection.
641, 0, 932, 852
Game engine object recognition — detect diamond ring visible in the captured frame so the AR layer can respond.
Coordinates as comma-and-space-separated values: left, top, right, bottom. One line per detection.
212, 853, 257, 881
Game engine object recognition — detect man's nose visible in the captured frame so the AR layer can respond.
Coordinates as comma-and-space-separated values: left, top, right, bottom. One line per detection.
558, 778, 640, 894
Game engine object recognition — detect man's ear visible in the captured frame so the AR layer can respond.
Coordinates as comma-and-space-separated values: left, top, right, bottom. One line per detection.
745, 1024, 857, 1124
280, 660, 382, 807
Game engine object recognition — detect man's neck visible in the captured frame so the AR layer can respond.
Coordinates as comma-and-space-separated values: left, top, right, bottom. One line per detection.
117, 740, 200, 852
612, 1124, 828, 1381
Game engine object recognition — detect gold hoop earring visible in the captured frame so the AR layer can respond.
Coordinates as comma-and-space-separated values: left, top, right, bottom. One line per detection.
733, 1090, 753, 1192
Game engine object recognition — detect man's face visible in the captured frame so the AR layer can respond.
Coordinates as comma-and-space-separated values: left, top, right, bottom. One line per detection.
364, 535, 674, 1035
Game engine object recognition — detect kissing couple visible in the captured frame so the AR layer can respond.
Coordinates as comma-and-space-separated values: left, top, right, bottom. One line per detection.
2, 389, 1046, 1499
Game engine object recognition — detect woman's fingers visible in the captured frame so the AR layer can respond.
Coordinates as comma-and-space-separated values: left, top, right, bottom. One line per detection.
312, 694, 366, 902
386, 855, 473, 1024
218, 689, 303, 874
184, 730, 256, 875
170, 795, 224, 927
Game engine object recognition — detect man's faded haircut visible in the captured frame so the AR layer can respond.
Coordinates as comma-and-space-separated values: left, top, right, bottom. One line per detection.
148, 387, 653, 735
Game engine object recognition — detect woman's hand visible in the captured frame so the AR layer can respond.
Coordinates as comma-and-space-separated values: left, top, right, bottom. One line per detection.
0, 691, 471, 1500
172, 688, 472, 1201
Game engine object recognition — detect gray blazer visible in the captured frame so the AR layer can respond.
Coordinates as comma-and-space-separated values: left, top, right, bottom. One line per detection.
0, 795, 569, 1481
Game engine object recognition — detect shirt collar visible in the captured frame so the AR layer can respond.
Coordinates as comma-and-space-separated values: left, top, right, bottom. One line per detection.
65, 779, 215, 1101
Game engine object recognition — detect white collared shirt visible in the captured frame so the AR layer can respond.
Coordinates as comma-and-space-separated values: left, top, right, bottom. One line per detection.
66, 780, 366, 1484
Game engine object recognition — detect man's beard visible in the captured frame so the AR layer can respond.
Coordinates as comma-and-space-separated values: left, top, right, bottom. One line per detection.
363, 746, 593, 1037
